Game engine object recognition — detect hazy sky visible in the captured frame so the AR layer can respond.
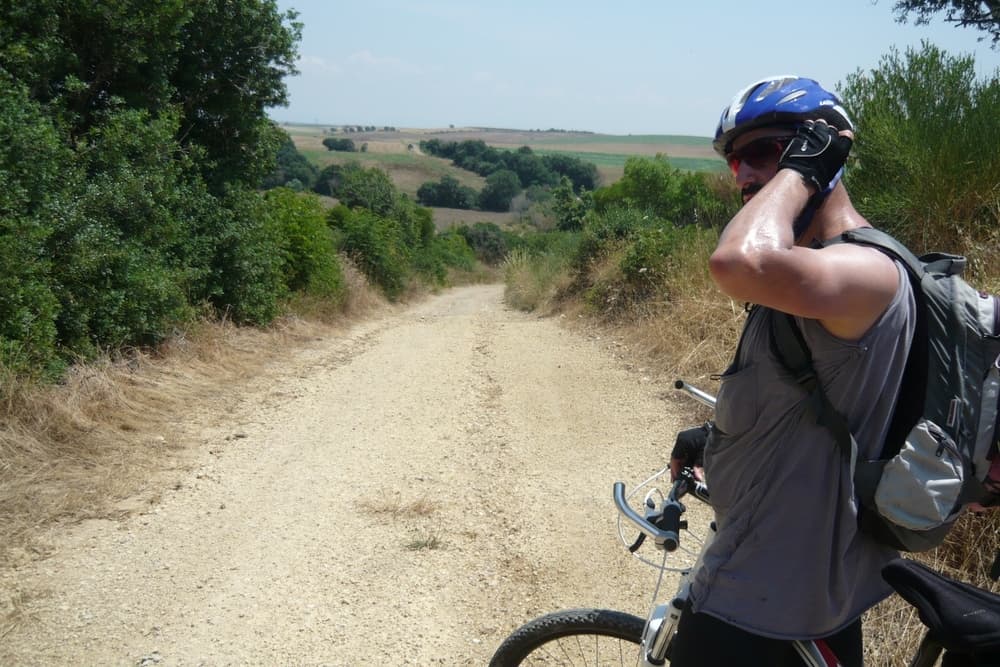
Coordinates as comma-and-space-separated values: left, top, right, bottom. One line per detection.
270, 1, 1000, 137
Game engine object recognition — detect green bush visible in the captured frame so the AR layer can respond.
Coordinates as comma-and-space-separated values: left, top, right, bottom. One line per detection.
478, 169, 522, 212
330, 163, 397, 215
0, 77, 66, 377
619, 224, 700, 296
331, 207, 411, 300
592, 156, 737, 228
205, 188, 287, 325
432, 230, 477, 272
574, 205, 656, 272
416, 175, 477, 209
263, 131, 319, 190
48, 108, 208, 351
263, 188, 344, 301
0, 218, 61, 379
322, 137, 356, 152
458, 222, 510, 264
841, 42, 1000, 256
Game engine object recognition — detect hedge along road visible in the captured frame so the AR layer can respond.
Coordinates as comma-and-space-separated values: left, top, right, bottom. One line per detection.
1, 284, 703, 665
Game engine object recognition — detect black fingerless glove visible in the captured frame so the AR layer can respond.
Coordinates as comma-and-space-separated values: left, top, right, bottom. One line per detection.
981, 476, 1000, 509
670, 422, 711, 469
778, 120, 852, 194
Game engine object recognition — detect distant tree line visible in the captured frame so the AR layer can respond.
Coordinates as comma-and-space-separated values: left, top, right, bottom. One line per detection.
332, 125, 397, 133
416, 140, 600, 212
420, 139, 599, 193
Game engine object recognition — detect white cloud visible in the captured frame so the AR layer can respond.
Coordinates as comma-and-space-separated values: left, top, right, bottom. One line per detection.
296, 55, 341, 74
346, 50, 425, 76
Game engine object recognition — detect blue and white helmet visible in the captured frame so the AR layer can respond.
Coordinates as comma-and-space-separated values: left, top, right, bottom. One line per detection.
712, 75, 854, 157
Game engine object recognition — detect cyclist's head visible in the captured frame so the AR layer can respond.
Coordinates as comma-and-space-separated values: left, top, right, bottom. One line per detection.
712, 75, 853, 160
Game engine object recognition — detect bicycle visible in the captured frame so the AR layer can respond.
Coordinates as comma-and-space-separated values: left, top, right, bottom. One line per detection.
489, 381, 1000, 667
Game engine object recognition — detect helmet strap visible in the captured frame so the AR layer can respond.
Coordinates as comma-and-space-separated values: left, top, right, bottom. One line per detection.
793, 166, 843, 240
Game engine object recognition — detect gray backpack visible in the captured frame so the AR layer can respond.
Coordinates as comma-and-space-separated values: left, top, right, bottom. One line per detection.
773, 227, 1000, 552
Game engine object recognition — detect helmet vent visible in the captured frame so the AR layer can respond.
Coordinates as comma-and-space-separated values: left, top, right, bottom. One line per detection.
776, 90, 807, 106
754, 76, 797, 102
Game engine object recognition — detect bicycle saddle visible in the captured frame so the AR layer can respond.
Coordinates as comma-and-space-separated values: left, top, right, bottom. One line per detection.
882, 558, 1000, 654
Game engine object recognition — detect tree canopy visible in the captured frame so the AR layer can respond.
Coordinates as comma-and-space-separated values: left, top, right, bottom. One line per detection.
0, 0, 302, 191
893, 0, 1000, 47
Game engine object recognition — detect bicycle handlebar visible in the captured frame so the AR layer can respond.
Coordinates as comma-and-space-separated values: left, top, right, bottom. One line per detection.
614, 380, 716, 555
673, 379, 716, 409
613, 481, 681, 551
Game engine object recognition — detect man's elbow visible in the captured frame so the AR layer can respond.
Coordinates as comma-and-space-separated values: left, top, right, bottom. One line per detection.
709, 248, 757, 300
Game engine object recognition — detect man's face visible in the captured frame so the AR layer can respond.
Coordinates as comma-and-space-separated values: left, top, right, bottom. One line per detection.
726, 127, 797, 204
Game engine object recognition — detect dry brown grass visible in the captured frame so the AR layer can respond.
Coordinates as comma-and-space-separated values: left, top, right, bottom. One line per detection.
0, 266, 391, 568
865, 512, 1000, 665
430, 207, 518, 231
356, 494, 441, 518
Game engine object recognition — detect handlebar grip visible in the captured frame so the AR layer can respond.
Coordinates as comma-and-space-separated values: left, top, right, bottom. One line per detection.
613, 481, 680, 552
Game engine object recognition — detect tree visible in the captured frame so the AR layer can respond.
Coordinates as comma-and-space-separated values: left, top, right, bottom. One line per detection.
320, 163, 396, 215
416, 175, 477, 209
0, 0, 302, 191
552, 176, 593, 231
893, 0, 1000, 47
171, 1, 302, 190
263, 129, 319, 190
321, 137, 355, 152
478, 169, 522, 212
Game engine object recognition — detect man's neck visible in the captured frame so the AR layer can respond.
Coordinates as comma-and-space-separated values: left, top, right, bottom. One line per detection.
795, 186, 869, 247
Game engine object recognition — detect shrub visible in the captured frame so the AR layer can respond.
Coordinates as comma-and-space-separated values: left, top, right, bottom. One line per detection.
204, 188, 287, 325
0, 218, 60, 379
0, 77, 66, 377
322, 137, 356, 152
619, 224, 700, 298
263, 131, 319, 190
458, 222, 510, 264
316, 162, 396, 215
49, 108, 207, 351
840, 42, 1000, 258
573, 205, 656, 274
331, 207, 411, 300
478, 169, 522, 212
263, 188, 344, 301
416, 175, 477, 209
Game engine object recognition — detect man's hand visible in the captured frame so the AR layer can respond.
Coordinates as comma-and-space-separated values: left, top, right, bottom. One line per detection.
669, 423, 710, 481
777, 119, 853, 194
969, 456, 1000, 513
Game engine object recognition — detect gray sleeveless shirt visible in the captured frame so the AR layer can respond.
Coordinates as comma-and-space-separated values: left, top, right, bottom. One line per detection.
690, 261, 916, 640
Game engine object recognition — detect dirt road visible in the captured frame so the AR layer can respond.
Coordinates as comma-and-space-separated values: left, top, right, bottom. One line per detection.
1, 284, 706, 666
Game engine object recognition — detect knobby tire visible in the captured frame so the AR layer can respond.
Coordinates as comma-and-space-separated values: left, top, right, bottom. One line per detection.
489, 608, 646, 667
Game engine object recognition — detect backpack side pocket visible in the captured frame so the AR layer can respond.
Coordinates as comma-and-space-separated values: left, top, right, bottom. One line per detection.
874, 420, 965, 531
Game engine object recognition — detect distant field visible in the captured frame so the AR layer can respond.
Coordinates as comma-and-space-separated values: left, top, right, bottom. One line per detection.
283, 123, 726, 226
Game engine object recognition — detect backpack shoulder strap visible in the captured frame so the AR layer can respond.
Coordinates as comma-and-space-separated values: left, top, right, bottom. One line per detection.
828, 228, 930, 462
829, 227, 925, 281
770, 311, 855, 464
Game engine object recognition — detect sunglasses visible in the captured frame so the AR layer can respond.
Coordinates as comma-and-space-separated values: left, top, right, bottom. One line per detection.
726, 136, 796, 175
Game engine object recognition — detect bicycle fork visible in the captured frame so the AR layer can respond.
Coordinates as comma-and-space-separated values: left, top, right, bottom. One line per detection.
638, 522, 717, 666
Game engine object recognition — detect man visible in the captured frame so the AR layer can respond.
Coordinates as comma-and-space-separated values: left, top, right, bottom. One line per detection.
668, 76, 917, 666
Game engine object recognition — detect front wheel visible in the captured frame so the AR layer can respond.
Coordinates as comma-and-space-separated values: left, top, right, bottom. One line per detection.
489, 608, 645, 666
